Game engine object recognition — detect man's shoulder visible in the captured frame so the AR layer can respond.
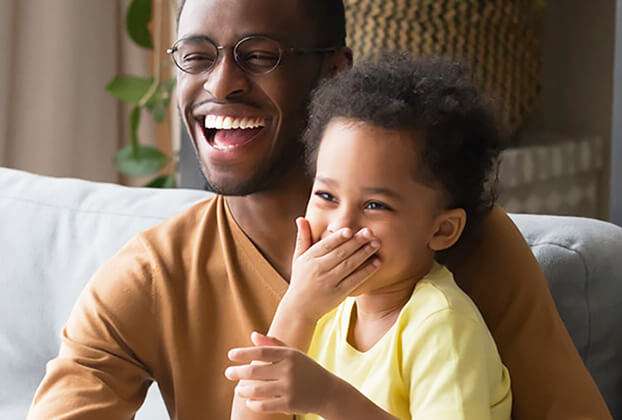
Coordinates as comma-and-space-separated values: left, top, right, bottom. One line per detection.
88, 195, 223, 299
139, 195, 218, 248
101, 195, 221, 281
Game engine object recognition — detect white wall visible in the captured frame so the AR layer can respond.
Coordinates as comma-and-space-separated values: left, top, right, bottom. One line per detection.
525, 0, 616, 219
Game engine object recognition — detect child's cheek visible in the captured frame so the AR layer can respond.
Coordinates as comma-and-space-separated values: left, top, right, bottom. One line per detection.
304, 210, 326, 244
369, 224, 399, 260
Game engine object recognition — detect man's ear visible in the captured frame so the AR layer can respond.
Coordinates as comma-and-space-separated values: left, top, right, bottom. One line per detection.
428, 208, 467, 252
321, 47, 353, 78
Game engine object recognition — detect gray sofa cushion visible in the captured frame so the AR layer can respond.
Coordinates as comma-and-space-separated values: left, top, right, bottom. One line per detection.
1, 167, 620, 419
0, 167, 208, 420
510, 214, 622, 419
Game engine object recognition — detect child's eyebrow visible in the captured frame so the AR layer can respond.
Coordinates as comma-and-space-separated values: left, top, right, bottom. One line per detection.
362, 187, 403, 201
316, 176, 403, 202
314, 175, 338, 187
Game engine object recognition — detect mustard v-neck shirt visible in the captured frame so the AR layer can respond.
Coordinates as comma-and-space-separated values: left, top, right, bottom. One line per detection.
29, 196, 289, 420
303, 264, 511, 420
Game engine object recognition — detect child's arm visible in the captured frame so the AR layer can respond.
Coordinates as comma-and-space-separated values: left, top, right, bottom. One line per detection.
228, 218, 382, 420
227, 332, 398, 420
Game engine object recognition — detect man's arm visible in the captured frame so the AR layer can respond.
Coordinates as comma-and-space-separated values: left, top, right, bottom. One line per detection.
445, 206, 612, 420
28, 237, 159, 420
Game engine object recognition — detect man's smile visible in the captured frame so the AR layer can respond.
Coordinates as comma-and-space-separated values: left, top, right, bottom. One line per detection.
193, 113, 272, 161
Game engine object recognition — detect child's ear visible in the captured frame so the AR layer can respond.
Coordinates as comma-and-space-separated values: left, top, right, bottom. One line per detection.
428, 208, 467, 252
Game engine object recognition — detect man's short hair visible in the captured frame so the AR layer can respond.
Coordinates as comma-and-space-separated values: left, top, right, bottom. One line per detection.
176, 0, 346, 47
303, 54, 502, 239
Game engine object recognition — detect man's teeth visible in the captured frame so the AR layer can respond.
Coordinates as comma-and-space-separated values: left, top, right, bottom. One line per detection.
204, 115, 266, 130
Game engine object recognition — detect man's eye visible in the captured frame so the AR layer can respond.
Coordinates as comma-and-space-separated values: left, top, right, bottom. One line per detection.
182, 53, 216, 63
240, 51, 279, 66
365, 201, 390, 211
314, 191, 335, 202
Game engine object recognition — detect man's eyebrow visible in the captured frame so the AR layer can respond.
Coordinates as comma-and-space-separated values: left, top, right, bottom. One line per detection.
177, 32, 289, 43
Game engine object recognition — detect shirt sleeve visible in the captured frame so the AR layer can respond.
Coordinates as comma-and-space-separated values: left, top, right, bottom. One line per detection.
28, 236, 160, 420
403, 309, 510, 420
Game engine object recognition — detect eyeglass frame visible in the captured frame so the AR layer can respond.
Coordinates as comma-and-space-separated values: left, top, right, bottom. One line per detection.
166, 34, 341, 76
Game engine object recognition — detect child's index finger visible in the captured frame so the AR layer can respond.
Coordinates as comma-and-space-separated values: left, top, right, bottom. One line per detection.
305, 227, 353, 258
227, 346, 289, 363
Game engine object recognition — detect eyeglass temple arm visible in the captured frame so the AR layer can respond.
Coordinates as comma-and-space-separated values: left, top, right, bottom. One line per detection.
289, 46, 340, 54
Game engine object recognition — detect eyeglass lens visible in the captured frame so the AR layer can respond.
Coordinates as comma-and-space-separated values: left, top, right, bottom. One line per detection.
172, 36, 282, 75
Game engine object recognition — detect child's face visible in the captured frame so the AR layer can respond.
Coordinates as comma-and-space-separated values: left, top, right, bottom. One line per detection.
304, 119, 448, 294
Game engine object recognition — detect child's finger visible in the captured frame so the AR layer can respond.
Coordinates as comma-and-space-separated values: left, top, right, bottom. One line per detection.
251, 331, 286, 347
227, 345, 290, 363
236, 381, 282, 400
224, 362, 279, 381
318, 228, 379, 271
324, 237, 380, 280
246, 397, 289, 414
305, 227, 353, 258
292, 217, 313, 260
337, 257, 382, 293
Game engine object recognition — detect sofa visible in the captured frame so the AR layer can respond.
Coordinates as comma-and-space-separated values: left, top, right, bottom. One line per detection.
1, 166, 621, 419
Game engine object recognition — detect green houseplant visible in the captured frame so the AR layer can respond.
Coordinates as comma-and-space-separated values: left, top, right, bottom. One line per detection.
106, 0, 176, 187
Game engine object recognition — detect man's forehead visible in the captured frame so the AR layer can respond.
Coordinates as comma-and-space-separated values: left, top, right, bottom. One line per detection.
178, 0, 314, 43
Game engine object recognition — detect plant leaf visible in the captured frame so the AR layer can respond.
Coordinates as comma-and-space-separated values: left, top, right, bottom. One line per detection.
145, 78, 176, 122
145, 174, 176, 188
115, 143, 168, 177
106, 75, 154, 104
162, 78, 177, 91
127, 0, 153, 49
149, 102, 167, 122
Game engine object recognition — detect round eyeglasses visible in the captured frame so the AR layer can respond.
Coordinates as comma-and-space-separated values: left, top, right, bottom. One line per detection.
167, 35, 339, 76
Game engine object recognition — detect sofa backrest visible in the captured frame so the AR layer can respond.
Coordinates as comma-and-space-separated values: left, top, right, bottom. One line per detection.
1, 167, 620, 419
509, 213, 622, 418
0, 167, 207, 419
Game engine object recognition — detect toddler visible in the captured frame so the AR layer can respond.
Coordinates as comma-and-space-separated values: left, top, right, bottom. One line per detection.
226, 54, 511, 420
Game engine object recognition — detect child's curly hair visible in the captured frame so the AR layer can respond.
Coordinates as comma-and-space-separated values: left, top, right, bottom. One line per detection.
303, 54, 501, 240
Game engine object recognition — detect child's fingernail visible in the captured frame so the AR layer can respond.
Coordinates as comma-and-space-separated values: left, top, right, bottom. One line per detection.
341, 228, 352, 238
373, 258, 381, 267
370, 240, 380, 248
224, 367, 232, 379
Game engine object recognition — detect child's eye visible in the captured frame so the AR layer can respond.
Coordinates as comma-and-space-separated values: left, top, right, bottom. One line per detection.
314, 191, 336, 202
365, 201, 391, 211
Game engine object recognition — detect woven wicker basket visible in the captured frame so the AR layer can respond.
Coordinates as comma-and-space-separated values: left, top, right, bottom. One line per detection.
344, 0, 542, 135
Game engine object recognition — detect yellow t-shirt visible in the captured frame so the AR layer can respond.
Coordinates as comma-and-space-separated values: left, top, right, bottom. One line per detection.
303, 263, 512, 420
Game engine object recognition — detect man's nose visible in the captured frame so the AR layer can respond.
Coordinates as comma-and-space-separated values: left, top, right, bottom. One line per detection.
202, 54, 251, 101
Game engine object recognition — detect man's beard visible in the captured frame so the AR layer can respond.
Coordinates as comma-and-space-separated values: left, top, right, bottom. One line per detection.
197, 136, 306, 196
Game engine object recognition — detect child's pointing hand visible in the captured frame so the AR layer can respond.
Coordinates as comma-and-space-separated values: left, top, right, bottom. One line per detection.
225, 331, 339, 416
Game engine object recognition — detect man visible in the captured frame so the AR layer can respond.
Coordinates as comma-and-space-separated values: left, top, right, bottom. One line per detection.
29, 0, 611, 419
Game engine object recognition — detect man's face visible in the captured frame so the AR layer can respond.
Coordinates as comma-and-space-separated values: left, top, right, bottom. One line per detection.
177, 0, 332, 195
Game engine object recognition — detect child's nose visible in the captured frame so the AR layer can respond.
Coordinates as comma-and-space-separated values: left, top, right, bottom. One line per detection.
327, 211, 361, 234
